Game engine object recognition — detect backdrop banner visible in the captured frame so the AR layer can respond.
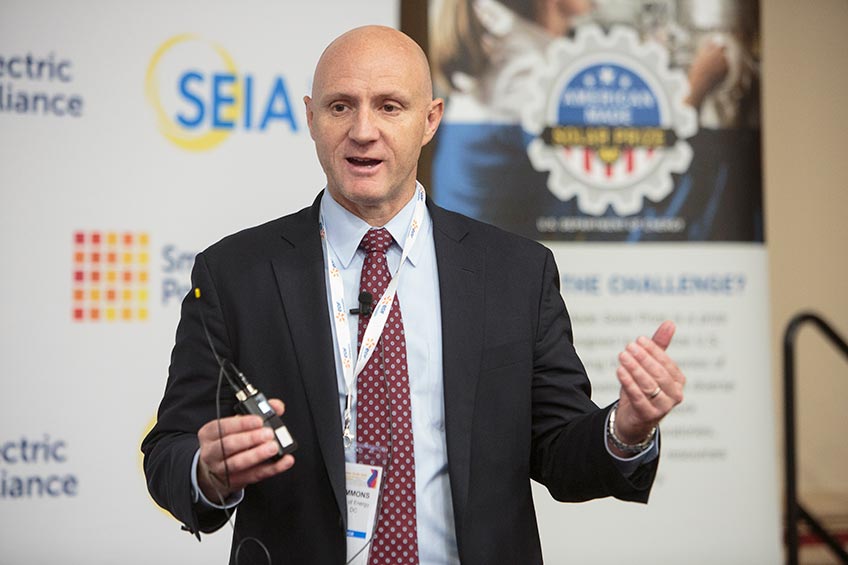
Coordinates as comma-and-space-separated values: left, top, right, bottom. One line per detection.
429, 0, 780, 562
0, 2, 396, 563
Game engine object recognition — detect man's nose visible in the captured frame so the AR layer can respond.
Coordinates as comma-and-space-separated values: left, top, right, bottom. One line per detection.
348, 108, 379, 143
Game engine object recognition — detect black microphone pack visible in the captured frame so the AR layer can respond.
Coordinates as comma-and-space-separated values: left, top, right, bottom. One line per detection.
194, 288, 297, 461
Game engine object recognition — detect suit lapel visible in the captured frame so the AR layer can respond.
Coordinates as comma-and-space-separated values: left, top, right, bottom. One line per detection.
271, 194, 347, 523
430, 203, 485, 533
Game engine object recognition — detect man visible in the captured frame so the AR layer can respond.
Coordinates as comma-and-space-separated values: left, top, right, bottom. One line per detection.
142, 25, 684, 565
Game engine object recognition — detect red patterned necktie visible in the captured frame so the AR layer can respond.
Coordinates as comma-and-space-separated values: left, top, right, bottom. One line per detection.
356, 228, 419, 565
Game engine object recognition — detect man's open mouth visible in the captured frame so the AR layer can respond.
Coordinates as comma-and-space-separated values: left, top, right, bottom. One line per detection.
346, 157, 382, 167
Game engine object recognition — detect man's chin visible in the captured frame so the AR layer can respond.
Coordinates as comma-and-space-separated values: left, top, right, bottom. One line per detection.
327, 180, 415, 221
336, 179, 392, 204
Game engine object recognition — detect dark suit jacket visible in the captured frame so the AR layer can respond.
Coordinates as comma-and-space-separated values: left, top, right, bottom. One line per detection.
142, 194, 656, 564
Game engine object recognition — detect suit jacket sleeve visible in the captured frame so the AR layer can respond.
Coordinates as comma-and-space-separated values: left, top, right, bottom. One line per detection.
140, 204, 350, 564
529, 249, 656, 502
141, 252, 235, 535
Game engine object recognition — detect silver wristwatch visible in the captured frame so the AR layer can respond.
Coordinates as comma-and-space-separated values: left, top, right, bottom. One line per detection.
607, 403, 657, 454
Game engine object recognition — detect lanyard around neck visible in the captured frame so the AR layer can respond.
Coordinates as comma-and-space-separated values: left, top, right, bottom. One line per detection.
319, 185, 427, 447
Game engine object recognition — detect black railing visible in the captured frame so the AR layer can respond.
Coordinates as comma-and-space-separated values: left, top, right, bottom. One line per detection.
784, 312, 848, 565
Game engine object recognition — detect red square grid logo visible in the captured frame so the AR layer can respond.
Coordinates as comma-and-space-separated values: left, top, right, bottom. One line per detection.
72, 231, 150, 322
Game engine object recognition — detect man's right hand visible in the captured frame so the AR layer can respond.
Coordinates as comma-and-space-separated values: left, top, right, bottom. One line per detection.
197, 398, 295, 503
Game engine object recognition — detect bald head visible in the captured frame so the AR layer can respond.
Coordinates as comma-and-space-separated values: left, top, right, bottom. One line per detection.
304, 26, 444, 226
312, 26, 434, 101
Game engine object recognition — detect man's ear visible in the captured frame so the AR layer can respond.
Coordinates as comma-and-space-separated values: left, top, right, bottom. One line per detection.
303, 95, 315, 139
421, 97, 444, 147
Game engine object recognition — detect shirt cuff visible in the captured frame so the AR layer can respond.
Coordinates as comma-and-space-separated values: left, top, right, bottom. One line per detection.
603, 410, 659, 478
191, 449, 245, 509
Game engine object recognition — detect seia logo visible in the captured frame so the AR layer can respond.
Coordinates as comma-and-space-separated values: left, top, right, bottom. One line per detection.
72, 231, 150, 322
145, 34, 299, 151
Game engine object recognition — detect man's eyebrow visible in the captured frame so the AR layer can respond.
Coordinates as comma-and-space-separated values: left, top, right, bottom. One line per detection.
317, 91, 353, 103
318, 90, 412, 104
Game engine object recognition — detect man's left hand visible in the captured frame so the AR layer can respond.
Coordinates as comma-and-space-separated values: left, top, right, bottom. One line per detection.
612, 320, 686, 449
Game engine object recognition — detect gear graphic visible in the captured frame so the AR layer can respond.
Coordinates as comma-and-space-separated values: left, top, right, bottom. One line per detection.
522, 25, 697, 216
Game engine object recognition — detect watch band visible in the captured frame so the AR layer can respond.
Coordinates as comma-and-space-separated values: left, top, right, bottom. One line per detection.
607, 403, 657, 454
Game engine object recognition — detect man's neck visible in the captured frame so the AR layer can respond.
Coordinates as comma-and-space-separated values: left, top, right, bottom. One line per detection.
327, 185, 420, 228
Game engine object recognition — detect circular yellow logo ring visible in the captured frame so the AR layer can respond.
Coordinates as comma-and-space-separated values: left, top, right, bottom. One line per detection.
145, 34, 241, 151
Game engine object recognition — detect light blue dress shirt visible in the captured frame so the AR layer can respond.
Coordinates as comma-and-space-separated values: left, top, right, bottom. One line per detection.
320, 186, 460, 565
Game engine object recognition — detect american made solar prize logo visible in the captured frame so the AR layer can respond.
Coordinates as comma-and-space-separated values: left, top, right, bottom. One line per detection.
523, 25, 697, 216
71, 231, 150, 322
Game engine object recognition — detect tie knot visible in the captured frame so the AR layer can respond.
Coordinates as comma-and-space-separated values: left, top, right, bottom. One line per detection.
359, 228, 393, 255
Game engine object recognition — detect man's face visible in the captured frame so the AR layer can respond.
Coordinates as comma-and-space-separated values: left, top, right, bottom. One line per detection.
305, 29, 443, 224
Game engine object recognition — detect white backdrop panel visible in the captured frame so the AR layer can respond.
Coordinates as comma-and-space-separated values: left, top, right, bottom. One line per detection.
0, 2, 397, 564
535, 243, 781, 563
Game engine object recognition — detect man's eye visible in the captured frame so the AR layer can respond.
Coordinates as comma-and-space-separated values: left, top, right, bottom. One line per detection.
383, 104, 399, 113
332, 104, 347, 112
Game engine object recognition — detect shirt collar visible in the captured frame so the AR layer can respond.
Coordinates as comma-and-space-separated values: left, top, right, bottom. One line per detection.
319, 183, 430, 269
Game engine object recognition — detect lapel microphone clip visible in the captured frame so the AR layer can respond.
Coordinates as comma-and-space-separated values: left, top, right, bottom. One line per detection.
349, 291, 373, 316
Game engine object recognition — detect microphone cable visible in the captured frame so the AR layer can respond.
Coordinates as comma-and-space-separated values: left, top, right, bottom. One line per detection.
196, 289, 274, 565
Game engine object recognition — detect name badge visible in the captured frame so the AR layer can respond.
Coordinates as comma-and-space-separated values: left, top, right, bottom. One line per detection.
345, 461, 384, 564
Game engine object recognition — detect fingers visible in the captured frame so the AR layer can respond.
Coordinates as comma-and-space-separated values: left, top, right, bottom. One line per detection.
200, 449, 296, 503
268, 398, 285, 416
650, 320, 675, 350
612, 323, 687, 443
226, 454, 296, 492
614, 331, 686, 440
617, 351, 678, 414
617, 353, 668, 419
198, 412, 264, 445
196, 399, 292, 498
197, 399, 287, 444
202, 424, 273, 470
637, 335, 686, 391
619, 338, 685, 403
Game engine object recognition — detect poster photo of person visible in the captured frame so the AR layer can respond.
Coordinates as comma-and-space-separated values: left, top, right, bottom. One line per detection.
429, 0, 762, 242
